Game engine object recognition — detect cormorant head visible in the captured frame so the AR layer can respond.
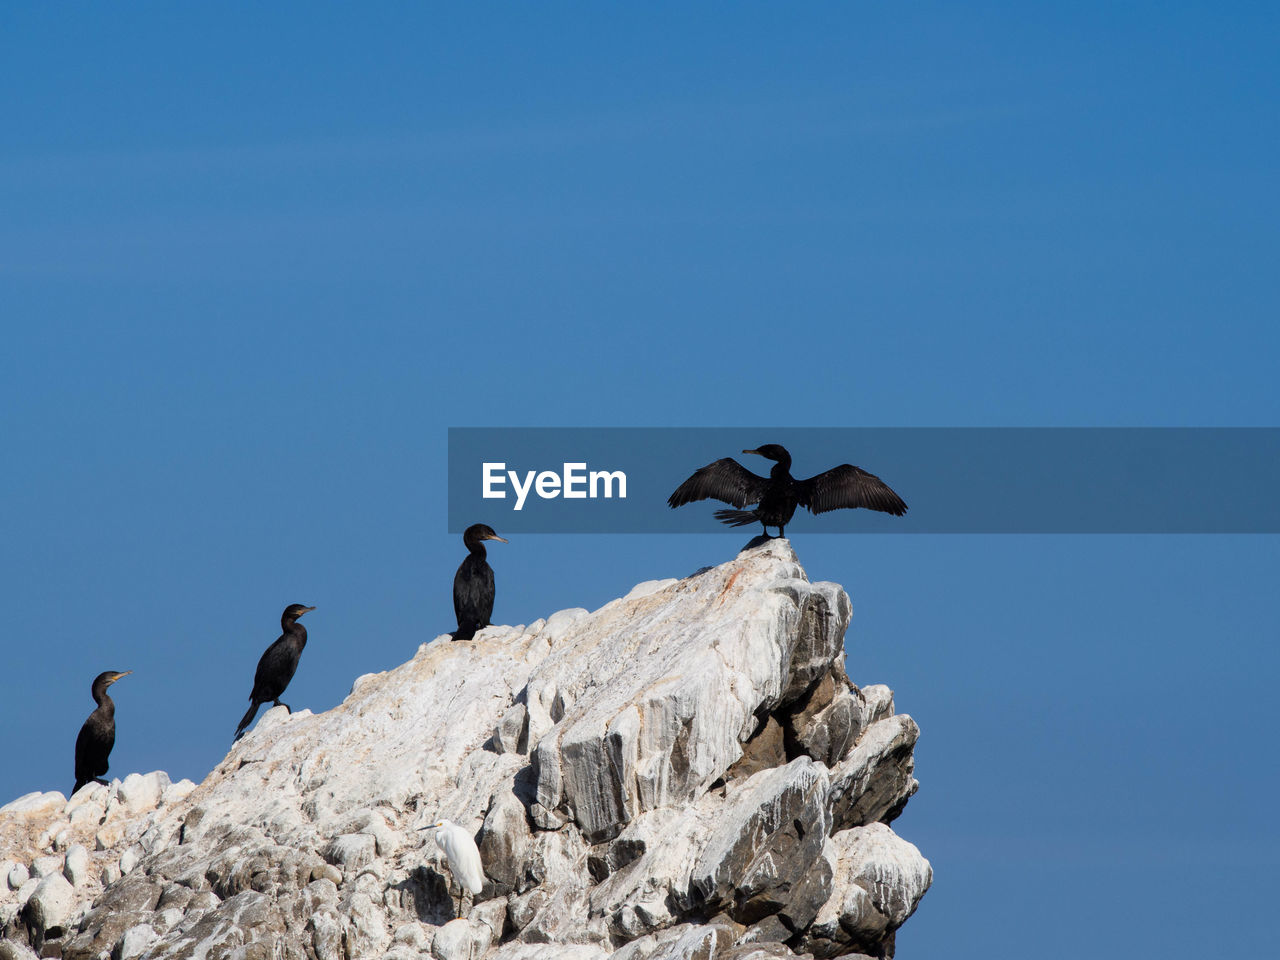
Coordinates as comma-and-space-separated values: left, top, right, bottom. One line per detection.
463, 524, 508, 546
90, 670, 131, 698
743, 444, 790, 463
283, 604, 316, 621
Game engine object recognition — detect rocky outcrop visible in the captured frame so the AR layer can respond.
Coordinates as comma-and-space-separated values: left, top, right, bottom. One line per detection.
0, 539, 929, 959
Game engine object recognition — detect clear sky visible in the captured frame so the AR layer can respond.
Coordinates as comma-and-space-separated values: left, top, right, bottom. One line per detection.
2, 4, 1277, 957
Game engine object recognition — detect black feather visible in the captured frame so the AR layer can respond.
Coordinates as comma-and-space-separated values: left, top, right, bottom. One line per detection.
713, 509, 763, 527
667, 458, 769, 509
73, 670, 129, 794
234, 605, 312, 741
797, 464, 908, 516
453, 524, 505, 641
669, 444, 907, 536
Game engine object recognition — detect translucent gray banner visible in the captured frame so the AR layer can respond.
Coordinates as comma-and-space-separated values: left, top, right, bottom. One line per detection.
446, 428, 1280, 534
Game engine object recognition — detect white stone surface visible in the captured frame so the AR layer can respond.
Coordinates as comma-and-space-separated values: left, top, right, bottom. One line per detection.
0, 540, 928, 959
24, 873, 75, 936
803, 823, 932, 953
325, 833, 376, 871
117, 923, 158, 959
160, 777, 197, 806
117, 771, 169, 814
64, 781, 107, 815
0, 792, 64, 816
490, 947, 607, 960
118, 845, 141, 875
6, 863, 28, 891
62, 845, 90, 887
14, 878, 38, 908
433, 917, 494, 960
29, 856, 61, 880
526, 549, 848, 843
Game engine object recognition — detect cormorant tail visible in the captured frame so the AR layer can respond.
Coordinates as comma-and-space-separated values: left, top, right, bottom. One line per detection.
711, 506, 757, 529
72, 777, 89, 795
234, 700, 261, 741
713, 508, 760, 527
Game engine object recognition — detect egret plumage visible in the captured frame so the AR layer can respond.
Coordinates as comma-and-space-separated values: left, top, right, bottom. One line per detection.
424, 819, 484, 915
453, 524, 507, 641
234, 604, 315, 741
668, 443, 907, 537
73, 670, 131, 795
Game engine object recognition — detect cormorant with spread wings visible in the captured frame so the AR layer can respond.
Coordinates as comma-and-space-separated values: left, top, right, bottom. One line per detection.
667, 443, 907, 537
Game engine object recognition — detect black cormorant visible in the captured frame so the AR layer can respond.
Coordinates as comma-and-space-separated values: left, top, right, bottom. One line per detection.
453, 524, 507, 641
234, 603, 315, 741
73, 670, 131, 795
668, 443, 907, 537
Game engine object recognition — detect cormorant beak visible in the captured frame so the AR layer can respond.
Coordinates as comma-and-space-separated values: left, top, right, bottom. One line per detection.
485, 535, 508, 543
299, 606, 316, 615
110, 671, 132, 684
742, 449, 760, 456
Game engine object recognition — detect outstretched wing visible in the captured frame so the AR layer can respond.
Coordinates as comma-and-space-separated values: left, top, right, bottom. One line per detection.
797, 464, 908, 516
667, 458, 769, 509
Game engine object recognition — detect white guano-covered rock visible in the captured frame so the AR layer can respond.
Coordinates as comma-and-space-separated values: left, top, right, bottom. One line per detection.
29, 857, 60, 881
529, 549, 849, 843
325, 833, 377, 871
433, 917, 494, 960
61, 845, 90, 887
117, 771, 169, 814
800, 823, 932, 958
0, 793, 64, 817
5, 864, 28, 891
160, 777, 197, 807
23, 873, 75, 939
116, 923, 158, 960
690, 757, 832, 919
828, 714, 920, 831
0, 539, 928, 959
118, 846, 142, 876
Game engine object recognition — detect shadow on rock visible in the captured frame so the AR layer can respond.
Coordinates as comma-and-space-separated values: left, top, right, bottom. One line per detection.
387, 866, 454, 925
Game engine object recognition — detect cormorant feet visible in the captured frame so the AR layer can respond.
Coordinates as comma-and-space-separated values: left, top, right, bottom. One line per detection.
273, 700, 292, 713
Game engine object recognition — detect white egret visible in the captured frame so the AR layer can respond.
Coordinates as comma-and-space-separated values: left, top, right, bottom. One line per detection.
423, 819, 483, 916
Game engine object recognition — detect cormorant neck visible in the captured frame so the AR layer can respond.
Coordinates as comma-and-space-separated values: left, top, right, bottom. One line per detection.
770, 457, 791, 478
466, 538, 488, 559
92, 686, 114, 713
282, 615, 307, 639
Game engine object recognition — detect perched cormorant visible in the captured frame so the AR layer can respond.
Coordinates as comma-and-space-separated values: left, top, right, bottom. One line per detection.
234, 603, 315, 741
668, 443, 907, 537
73, 670, 131, 795
453, 524, 507, 642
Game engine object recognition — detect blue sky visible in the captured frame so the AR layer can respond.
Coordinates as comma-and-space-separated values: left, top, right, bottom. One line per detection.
2, 4, 1277, 957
